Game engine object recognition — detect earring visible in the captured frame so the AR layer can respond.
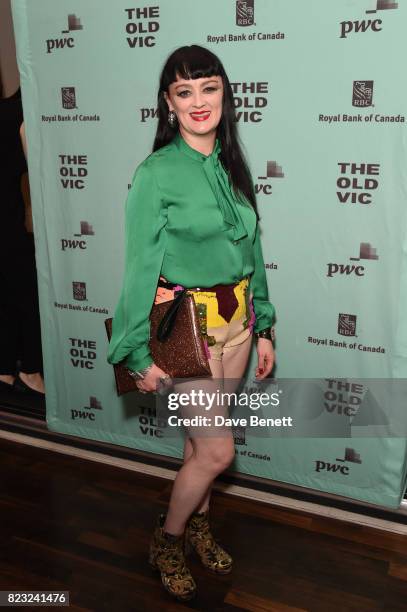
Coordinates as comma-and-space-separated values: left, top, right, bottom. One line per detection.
168, 111, 177, 127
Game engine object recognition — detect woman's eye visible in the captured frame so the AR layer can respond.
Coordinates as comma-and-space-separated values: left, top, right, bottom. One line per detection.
176, 87, 218, 97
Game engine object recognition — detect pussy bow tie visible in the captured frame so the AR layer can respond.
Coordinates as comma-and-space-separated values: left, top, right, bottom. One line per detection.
203, 147, 249, 242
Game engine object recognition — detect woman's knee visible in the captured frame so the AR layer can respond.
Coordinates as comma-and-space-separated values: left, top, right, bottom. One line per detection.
196, 441, 235, 474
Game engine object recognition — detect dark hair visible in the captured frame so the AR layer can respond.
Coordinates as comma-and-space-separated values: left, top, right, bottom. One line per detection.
153, 44, 259, 219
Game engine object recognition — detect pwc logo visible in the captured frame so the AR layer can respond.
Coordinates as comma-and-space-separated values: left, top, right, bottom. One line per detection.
327, 243, 379, 278
61, 222, 94, 252
46, 14, 83, 53
340, 1, 398, 38
315, 447, 362, 476
71, 396, 102, 422
255, 161, 284, 196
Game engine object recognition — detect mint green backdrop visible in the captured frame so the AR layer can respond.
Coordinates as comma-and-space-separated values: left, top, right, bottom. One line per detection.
11, 0, 407, 507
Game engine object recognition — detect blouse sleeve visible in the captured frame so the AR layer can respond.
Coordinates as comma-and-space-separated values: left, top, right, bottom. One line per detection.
107, 160, 167, 371
249, 222, 276, 333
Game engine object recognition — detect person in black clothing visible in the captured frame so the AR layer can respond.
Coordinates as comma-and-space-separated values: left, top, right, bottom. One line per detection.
0, 83, 45, 396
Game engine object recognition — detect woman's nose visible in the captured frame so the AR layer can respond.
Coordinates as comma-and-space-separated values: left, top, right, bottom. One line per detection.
191, 91, 205, 107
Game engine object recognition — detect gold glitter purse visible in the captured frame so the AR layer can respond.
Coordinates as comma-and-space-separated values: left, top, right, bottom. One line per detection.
150, 288, 212, 377
105, 289, 211, 396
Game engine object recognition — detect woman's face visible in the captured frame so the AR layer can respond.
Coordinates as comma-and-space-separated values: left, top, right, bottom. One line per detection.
164, 74, 223, 139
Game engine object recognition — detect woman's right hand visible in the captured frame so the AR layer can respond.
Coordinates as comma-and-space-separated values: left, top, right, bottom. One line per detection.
135, 362, 171, 393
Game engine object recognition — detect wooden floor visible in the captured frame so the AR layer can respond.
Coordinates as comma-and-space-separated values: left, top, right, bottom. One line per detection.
0, 439, 406, 612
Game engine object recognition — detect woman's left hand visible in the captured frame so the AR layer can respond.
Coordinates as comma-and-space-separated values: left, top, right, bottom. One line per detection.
255, 338, 275, 380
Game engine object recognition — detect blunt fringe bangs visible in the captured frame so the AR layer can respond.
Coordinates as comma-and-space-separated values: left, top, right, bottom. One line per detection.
160, 45, 225, 90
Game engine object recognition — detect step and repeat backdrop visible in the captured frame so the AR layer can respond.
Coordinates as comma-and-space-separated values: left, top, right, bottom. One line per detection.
11, 0, 407, 508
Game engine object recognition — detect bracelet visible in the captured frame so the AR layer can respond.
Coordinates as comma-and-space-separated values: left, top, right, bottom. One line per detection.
254, 327, 274, 341
127, 363, 153, 380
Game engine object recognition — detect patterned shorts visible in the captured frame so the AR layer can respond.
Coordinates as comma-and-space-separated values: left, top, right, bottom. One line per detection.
190, 276, 256, 361
155, 275, 256, 362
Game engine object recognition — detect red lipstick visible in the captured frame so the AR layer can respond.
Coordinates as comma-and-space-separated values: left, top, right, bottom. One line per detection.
190, 110, 211, 122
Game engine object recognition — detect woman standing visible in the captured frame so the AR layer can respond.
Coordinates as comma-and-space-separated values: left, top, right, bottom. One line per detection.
107, 45, 275, 601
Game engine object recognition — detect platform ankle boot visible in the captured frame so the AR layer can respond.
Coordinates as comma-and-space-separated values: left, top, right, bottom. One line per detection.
185, 509, 233, 574
148, 514, 197, 601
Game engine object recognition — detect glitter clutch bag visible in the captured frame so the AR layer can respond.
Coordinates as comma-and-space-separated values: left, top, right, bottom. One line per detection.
105, 289, 211, 396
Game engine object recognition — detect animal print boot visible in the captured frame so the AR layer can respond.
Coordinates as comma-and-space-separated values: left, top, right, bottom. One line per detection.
148, 514, 197, 601
185, 510, 233, 574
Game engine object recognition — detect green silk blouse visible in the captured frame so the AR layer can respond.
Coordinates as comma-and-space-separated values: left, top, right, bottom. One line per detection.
107, 131, 275, 372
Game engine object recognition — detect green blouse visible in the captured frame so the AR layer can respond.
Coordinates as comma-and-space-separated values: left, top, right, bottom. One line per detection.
107, 131, 275, 371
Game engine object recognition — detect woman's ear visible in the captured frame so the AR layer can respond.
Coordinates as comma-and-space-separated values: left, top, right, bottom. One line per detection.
163, 90, 173, 112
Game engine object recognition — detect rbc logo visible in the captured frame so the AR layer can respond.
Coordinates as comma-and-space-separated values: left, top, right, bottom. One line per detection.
236, 0, 255, 27
73, 281, 87, 301
61, 87, 77, 109
338, 314, 357, 337
352, 81, 373, 107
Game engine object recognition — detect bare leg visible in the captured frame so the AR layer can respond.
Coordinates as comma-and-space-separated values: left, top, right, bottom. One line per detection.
181, 331, 253, 516
196, 332, 253, 514
164, 356, 226, 534
164, 331, 253, 535
164, 434, 235, 535
183, 436, 212, 513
